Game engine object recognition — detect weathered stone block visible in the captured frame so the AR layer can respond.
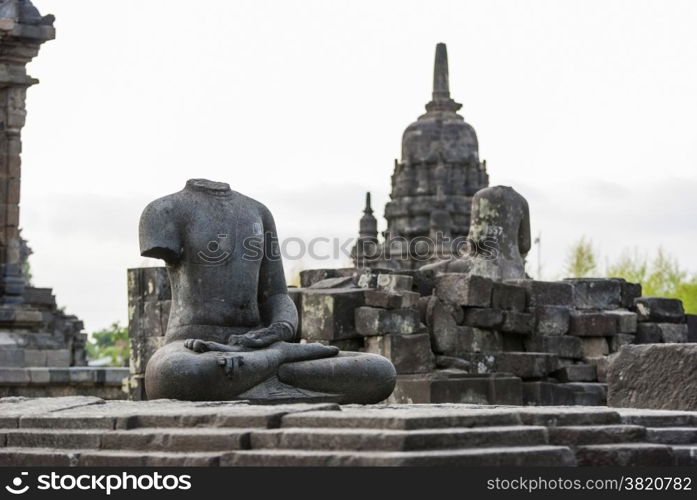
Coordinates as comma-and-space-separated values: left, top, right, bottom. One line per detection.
580, 337, 609, 358
635, 323, 688, 343
616, 279, 642, 309
23, 349, 47, 367
495, 352, 559, 379
45, 349, 71, 367
491, 283, 527, 312
506, 280, 575, 307
397, 269, 436, 296
688, 314, 697, 342
608, 345, 697, 411
532, 305, 570, 336
634, 297, 685, 323
568, 312, 618, 337
364, 290, 419, 310
524, 335, 583, 359
364, 333, 434, 374
355, 307, 420, 336
523, 382, 577, 406
584, 355, 614, 383
301, 289, 364, 341
554, 364, 597, 382
130, 336, 165, 374
501, 311, 533, 334
461, 308, 503, 329
635, 323, 663, 344
565, 278, 622, 310
0, 349, 25, 367
609, 333, 635, 353
605, 310, 638, 333
432, 325, 502, 357
389, 373, 522, 405
435, 274, 492, 307
377, 274, 413, 292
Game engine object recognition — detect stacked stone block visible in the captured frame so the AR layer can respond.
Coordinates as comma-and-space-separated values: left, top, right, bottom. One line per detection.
126, 267, 171, 400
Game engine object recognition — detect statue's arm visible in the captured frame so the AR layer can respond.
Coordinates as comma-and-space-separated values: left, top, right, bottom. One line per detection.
257, 206, 298, 340
139, 199, 181, 265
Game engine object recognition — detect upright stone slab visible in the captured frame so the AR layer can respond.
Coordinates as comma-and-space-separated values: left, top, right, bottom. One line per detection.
608, 344, 697, 411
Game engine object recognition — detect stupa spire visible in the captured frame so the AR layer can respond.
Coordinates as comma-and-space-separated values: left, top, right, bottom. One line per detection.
425, 42, 461, 113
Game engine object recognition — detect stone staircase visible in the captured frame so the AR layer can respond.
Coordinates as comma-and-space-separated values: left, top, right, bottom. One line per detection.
0, 397, 695, 466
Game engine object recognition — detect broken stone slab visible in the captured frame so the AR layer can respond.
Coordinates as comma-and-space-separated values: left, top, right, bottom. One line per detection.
568, 312, 618, 337
505, 279, 575, 308
364, 333, 434, 374
491, 282, 527, 312
605, 309, 638, 333
377, 274, 413, 292
355, 307, 421, 336
565, 278, 623, 310
301, 289, 365, 341
634, 297, 685, 323
533, 306, 571, 336
608, 344, 697, 411
434, 274, 493, 307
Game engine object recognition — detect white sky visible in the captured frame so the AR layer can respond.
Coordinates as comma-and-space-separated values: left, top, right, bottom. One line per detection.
19, 0, 697, 332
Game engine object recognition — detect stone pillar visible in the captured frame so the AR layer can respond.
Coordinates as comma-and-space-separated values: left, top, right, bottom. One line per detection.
0, 4, 54, 304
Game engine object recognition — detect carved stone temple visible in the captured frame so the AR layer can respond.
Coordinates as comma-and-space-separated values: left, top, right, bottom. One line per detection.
353, 43, 489, 270
0, 1, 126, 398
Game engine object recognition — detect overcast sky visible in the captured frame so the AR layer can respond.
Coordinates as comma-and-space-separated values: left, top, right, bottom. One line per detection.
19, 0, 697, 332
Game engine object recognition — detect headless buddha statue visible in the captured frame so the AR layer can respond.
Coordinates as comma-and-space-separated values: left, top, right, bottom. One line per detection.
141, 179, 396, 403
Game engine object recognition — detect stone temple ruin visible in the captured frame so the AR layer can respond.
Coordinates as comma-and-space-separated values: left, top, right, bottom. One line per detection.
2, 4, 697, 467
128, 43, 695, 409
0, 0, 127, 399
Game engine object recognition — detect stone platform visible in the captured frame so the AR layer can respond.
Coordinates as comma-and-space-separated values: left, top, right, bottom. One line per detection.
0, 368, 129, 399
0, 397, 695, 466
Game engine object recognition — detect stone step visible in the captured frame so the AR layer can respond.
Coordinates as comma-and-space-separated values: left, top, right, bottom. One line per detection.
515, 407, 621, 427
546, 425, 646, 446
250, 425, 549, 451
646, 427, 697, 445
672, 445, 697, 466
0, 447, 228, 466
1, 428, 253, 452
281, 408, 523, 430
574, 443, 675, 466
617, 409, 697, 427
222, 445, 577, 466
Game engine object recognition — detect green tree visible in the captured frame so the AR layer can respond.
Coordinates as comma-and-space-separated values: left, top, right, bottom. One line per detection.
607, 248, 697, 314
87, 322, 129, 366
565, 236, 598, 278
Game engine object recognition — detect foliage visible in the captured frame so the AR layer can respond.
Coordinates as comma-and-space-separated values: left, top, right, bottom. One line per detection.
87, 322, 129, 366
564, 236, 598, 278
605, 247, 696, 314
